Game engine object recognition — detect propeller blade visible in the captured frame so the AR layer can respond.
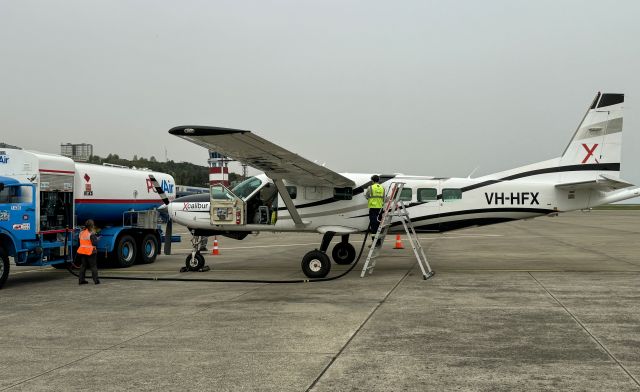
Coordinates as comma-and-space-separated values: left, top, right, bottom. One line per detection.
148, 174, 171, 205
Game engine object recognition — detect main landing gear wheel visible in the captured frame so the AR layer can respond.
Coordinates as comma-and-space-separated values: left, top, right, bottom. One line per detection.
301, 250, 331, 279
331, 242, 356, 265
185, 253, 205, 271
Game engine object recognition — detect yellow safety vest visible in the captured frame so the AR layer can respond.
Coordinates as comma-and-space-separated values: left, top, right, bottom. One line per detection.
368, 183, 385, 209
77, 229, 95, 255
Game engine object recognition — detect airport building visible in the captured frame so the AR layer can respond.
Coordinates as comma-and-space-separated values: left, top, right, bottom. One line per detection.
60, 143, 93, 162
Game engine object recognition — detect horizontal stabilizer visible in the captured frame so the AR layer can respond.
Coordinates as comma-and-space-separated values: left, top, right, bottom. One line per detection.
556, 175, 635, 191
169, 126, 355, 188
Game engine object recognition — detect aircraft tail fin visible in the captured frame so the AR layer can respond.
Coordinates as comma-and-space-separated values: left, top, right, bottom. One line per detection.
559, 92, 624, 173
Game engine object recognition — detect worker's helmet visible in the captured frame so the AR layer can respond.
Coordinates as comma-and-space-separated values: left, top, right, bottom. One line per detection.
371, 175, 380, 183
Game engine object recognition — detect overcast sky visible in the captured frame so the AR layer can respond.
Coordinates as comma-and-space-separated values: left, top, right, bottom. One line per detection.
1, 0, 639, 186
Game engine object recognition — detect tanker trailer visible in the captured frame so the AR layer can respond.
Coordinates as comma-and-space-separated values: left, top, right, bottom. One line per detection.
73, 163, 176, 267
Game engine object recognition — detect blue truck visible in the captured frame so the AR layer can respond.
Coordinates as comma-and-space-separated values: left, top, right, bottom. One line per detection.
0, 148, 178, 289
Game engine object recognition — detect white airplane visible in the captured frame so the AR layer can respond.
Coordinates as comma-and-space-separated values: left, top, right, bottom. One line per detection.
161, 93, 639, 278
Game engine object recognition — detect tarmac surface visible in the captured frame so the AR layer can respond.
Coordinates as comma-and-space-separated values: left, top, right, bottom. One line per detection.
1, 210, 639, 391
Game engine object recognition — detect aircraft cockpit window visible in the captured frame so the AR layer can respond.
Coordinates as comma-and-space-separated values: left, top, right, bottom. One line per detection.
399, 188, 412, 202
442, 188, 462, 201
232, 176, 263, 199
417, 188, 437, 202
210, 185, 236, 201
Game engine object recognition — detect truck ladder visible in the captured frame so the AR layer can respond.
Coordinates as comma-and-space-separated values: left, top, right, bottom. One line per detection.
361, 182, 435, 280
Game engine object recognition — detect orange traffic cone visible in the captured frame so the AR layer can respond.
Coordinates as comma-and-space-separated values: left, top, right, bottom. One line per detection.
393, 234, 404, 249
212, 237, 220, 255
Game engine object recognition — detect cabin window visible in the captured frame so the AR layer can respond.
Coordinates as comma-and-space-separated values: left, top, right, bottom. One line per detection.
286, 186, 297, 200
232, 176, 262, 199
210, 185, 236, 201
334, 187, 353, 200
442, 188, 462, 201
417, 188, 437, 202
399, 188, 412, 202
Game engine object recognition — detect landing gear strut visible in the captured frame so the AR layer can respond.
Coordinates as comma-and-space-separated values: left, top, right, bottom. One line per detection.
300, 232, 356, 278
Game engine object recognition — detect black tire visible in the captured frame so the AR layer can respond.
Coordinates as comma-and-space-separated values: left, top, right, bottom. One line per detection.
52, 262, 71, 269
185, 253, 205, 271
0, 247, 9, 289
138, 234, 159, 264
301, 250, 331, 279
331, 242, 356, 265
113, 235, 137, 268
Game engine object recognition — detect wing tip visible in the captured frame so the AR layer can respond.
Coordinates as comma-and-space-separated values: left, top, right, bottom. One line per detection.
169, 125, 250, 136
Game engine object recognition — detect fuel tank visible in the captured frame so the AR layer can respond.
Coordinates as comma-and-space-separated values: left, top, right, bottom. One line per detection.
74, 163, 176, 226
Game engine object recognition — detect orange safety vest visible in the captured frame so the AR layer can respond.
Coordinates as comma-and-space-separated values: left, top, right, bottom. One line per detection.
77, 229, 95, 255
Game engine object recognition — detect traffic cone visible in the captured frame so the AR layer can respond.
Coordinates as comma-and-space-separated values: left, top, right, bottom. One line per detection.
212, 237, 220, 255
393, 234, 404, 249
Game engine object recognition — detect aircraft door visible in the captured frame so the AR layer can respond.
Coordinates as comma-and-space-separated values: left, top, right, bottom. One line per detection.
210, 184, 245, 225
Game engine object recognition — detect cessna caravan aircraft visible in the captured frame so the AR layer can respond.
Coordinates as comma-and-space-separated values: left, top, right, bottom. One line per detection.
161, 93, 639, 278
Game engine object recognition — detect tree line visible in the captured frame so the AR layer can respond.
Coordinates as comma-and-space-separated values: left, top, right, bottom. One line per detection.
87, 154, 241, 187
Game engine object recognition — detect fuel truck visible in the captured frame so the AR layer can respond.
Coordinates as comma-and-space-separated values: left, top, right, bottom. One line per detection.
0, 148, 177, 288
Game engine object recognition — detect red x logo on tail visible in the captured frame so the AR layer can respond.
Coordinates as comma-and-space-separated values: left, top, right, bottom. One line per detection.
581, 143, 599, 164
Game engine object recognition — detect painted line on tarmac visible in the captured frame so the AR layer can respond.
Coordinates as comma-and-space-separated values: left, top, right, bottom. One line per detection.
419, 234, 504, 240
170, 242, 319, 251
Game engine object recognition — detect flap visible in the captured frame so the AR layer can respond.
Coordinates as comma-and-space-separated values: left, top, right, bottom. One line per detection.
169, 126, 355, 188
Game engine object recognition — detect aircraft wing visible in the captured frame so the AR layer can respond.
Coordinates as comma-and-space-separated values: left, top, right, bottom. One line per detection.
555, 174, 635, 191
169, 126, 355, 188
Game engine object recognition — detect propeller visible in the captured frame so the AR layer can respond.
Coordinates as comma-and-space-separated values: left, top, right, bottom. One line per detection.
148, 175, 173, 255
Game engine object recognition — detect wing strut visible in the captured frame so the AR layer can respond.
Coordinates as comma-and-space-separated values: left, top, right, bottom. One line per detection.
274, 179, 305, 228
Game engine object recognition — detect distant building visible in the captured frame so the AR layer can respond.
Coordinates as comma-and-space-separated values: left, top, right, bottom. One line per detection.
60, 143, 93, 162
208, 151, 231, 186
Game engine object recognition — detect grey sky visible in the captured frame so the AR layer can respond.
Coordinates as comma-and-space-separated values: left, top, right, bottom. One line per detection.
1, 0, 639, 187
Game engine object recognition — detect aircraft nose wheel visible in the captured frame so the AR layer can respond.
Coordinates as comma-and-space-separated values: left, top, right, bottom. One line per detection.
301, 250, 331, 279
331, 242, 356, 265
185, 252, 205, 271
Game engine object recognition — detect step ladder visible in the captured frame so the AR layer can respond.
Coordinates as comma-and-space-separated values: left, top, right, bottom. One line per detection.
361, 182, 435, 280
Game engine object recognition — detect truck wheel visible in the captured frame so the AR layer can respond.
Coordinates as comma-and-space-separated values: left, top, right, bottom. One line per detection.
301, 250, 331, 279
185, 253, 205, 271
114, 235, 137, 268
138, 234, 159, 264
331, 242, 356, 265
0, 247, 9, 289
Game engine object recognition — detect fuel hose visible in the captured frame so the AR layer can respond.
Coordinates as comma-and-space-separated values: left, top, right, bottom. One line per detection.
67, 233, 370, 284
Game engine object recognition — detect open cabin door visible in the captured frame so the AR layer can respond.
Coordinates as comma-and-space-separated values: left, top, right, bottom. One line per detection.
209, 184, 245, 225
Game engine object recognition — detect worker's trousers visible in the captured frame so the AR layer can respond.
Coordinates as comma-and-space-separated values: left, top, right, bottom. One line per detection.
78, 253, 99, 283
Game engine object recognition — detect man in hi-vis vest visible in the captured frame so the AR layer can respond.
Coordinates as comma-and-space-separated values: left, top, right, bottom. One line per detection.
364, 175, 385, 247
77, 219, 100, 285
